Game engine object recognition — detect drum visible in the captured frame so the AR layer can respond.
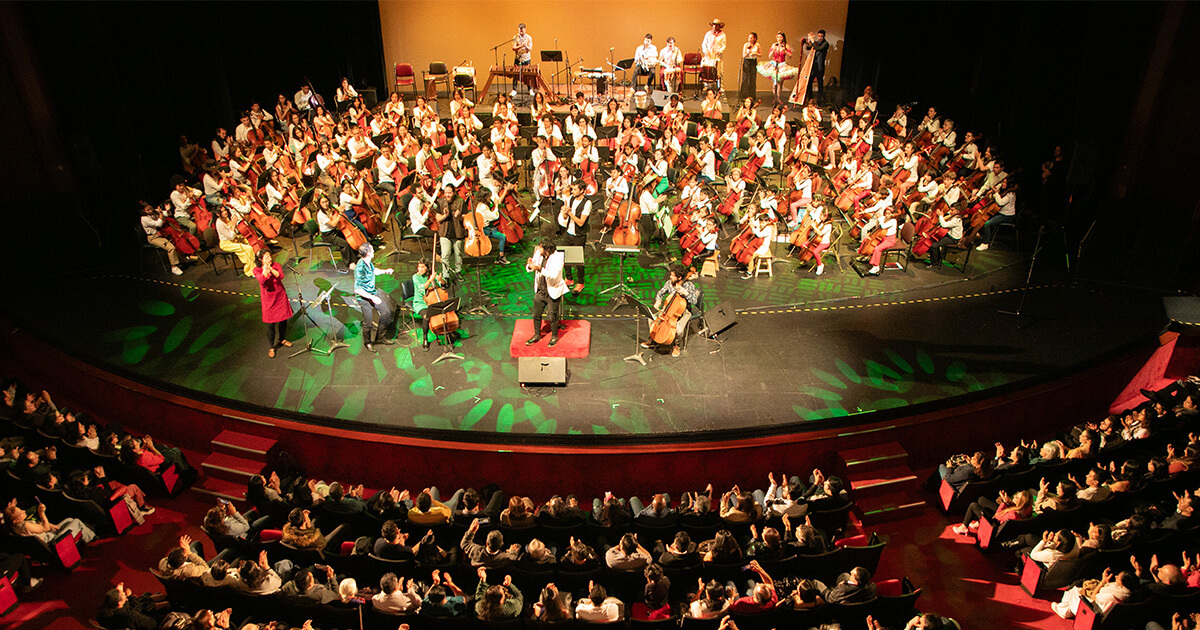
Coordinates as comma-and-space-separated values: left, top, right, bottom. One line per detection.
634, 91, 648, 109
453, 66, 475, 88
700, 59, 719, 81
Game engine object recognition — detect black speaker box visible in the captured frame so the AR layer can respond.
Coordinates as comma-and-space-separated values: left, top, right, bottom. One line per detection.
704, 301, 738, 336
518, 357, 568, 386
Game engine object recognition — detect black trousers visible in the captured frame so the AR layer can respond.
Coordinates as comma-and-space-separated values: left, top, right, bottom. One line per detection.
928, 235, 959, 264
739, 58, 758, 101
267, 320, 289, 348
962, 496, 998, 527
563, 232, 586, 283
635, 67, 656, 90
531, 291, 561, 334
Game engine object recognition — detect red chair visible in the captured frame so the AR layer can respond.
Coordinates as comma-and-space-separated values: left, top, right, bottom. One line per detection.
394, 63, 418, 98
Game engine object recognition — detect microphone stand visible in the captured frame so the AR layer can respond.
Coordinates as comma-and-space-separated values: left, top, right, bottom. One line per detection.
489, 38, 511, 103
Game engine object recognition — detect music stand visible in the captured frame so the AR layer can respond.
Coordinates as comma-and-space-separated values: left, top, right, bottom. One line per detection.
614, 58, 635, 102
290, 284, 349, 357
426, 297, 464, 364
623, 295, 655, 366
541, 50, 564, 100
463, 255, 498, 316
599, 244, 641, 310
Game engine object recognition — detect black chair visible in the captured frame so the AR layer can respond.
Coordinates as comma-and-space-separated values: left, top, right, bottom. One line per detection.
366, 608, 417, 630
836, 533, 885, 577
679, 616, 724, 630
872, 579, 922, 628
728, 609, 780, 630
825, 598, 876, 629
794, 548, 843, 585
808, 504, 853, 539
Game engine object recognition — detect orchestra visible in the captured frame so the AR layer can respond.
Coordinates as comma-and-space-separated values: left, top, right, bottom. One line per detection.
145, 20, 1036, 360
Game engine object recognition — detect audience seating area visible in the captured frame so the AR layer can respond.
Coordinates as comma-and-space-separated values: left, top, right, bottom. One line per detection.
936, 376, 1200, 629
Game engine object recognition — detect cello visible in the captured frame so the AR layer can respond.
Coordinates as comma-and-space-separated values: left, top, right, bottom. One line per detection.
648, 267, 698, 346
424, 283, 460, 337
144, 202, 201, 256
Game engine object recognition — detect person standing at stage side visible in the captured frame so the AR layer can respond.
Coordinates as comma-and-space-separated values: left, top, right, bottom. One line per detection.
512, 23, 533, 92
701, 19, 728, 93
525, 237, 568, 348
758, 32, 798, 107
252, 249, 294, 358
354, 243, 396, 352
634, 34, 659, 92
738, 32, 761, 102
558, 181, 591, 288
642, 263, 700, 358
802, 30, 829, 102
435, 184, 466, 278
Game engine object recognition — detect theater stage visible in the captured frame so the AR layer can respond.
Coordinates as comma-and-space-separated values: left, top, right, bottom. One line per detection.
7, 231, 1166, 442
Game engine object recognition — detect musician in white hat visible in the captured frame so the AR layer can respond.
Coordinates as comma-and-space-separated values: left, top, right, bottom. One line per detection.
701, 19, 727, 92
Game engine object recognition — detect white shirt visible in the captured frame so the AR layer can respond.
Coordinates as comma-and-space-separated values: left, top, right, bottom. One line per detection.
938, 213, 963, 240
702, 30, 727, 61
348, 136, 378, 160
994, 190, 1016, 216
528, 248, 567, 299
215, 217, 238, 243
575, 598, 623, 622
659, 45, 682, 69
476, 152, 508, 187
141, 215, 164, 236
265, 183, 284, 208
605, 176, 629, 199
917, 179, 939, 201
513, 32, 533, 64
170, 188, 200, 218
408, 193, 433, 231
635, 44, 659, 70
562, 196, 591, 237
700, 150, 716, 180
638, 188, 659, 216
376, 155, 398, 184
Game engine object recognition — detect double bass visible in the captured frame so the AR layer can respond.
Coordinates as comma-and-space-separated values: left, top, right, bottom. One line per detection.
612, 181, 642, 247
648, 267, 698, 346
463, 197, 493, 257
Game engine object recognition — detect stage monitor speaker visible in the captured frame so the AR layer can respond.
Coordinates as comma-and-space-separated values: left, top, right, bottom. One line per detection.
704, 301, 738, 336
519, 357, 567, 387
650, 91, 676, 109
360, 87, 378, 109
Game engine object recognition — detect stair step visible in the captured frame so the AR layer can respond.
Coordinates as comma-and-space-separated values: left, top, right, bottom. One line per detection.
838, 442, 909, 474
212, 430, 277, 459
190, 477, 248, 504
856, 493, 928, 525
201, 452, 264, 484
848, 466, 920, 497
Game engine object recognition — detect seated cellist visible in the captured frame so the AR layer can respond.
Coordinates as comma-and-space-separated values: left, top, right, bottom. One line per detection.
924, 206, 963, 267
808, 207, 833, 276
642, 263, 701, 358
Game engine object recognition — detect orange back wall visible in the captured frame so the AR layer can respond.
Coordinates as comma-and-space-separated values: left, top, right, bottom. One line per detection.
378, 0, 847, 96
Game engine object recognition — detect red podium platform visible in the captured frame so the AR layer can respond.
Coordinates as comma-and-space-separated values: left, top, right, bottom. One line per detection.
509, 319, 591, 358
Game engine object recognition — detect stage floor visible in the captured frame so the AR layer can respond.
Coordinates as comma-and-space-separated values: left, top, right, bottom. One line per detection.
8, 227, 1165, 441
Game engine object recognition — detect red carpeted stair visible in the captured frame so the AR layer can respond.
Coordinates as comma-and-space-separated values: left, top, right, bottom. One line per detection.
190, 430, 277, 504
509, 319, 591, 358
839, 442, 927, 525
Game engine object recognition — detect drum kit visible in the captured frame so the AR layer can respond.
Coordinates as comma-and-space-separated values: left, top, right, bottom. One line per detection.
573, 56, 640, 104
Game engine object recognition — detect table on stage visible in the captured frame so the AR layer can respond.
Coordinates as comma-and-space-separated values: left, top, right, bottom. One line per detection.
478, 64, 553, 101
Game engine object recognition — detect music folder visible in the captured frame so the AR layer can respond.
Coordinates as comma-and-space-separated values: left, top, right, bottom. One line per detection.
560, 245, 584, 266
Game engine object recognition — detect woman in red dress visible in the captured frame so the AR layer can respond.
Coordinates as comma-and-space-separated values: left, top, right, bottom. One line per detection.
252, 249, 294, 357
